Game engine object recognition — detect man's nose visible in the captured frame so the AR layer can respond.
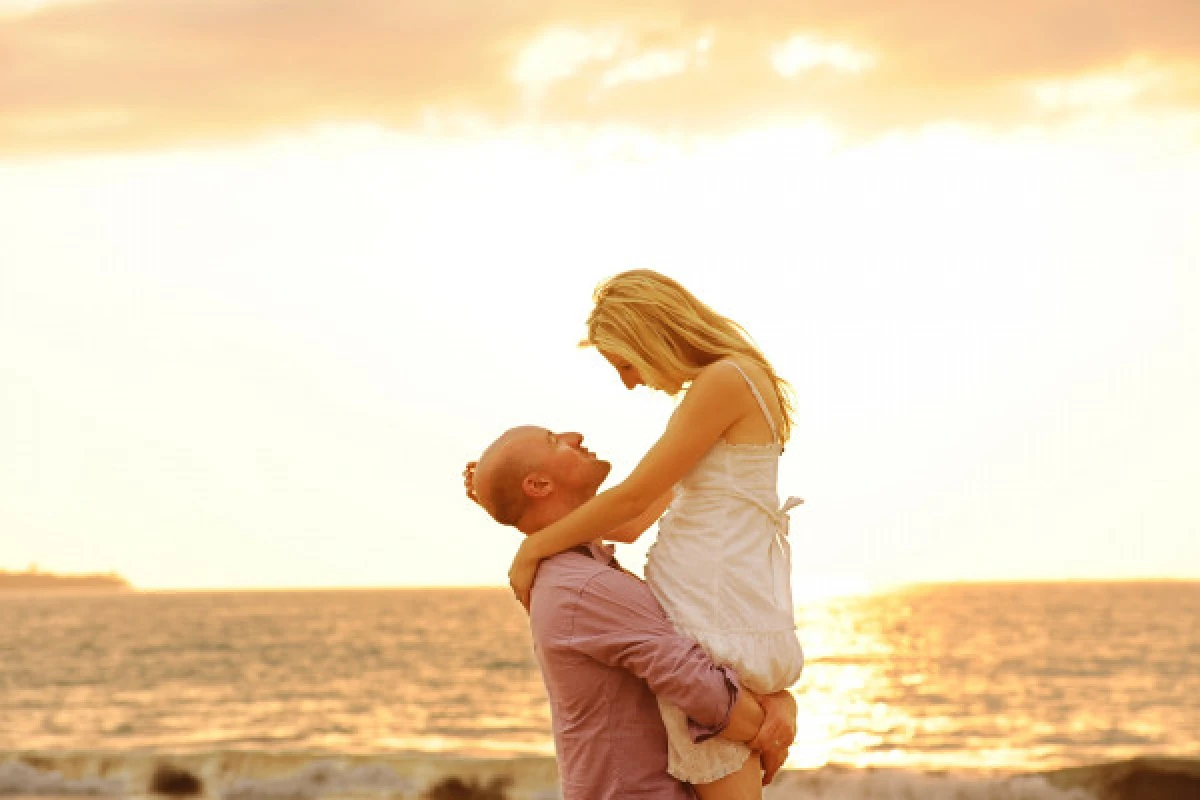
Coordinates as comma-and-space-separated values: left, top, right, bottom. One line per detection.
564, 432, 584, 447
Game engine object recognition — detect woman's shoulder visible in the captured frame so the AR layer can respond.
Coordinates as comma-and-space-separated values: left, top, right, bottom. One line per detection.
700, 355, 768, 376
693, 356, 773, 395
694, 357, 784, 442
688, 357, 754, 397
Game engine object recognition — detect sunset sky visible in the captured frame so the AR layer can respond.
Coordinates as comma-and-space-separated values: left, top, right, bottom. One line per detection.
2, 0, 1198, 589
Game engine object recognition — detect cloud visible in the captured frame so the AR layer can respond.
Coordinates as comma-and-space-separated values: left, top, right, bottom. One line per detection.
1, 0, 1198, 154
771, 36, 877, 77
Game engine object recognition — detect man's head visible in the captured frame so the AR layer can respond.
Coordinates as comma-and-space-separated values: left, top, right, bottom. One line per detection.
464, 426, 611, 533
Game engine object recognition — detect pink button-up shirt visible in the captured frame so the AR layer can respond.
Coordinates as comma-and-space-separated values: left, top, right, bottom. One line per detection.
529, 542, 743, 800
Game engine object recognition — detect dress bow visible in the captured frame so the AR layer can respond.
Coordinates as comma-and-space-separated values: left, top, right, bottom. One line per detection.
778, 496, 804, 536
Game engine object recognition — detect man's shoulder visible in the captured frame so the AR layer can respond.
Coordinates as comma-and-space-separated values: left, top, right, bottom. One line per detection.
532, 549, 613, 598
530, 549, 653, 622
528, 551, 602, 638
531, 549, 663, 632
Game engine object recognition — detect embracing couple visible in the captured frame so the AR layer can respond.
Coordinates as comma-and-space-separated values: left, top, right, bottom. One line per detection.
464, 270, 805, 800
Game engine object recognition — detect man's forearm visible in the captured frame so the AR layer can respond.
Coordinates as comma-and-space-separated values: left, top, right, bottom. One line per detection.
718, 688, 765, 742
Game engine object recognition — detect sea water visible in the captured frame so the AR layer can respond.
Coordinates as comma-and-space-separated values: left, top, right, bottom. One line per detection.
2, 583, 1198, 799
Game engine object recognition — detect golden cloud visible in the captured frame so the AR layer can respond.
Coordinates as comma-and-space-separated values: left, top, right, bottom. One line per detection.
2, 0, 1198, 154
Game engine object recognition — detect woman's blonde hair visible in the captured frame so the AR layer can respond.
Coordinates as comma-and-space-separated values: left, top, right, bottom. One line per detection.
581, 269, 796, 443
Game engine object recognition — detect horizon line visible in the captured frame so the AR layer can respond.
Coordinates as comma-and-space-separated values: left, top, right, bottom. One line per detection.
122, 576, 1200, 593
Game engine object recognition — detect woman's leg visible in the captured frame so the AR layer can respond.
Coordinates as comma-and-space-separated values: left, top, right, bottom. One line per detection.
693, 753, 762, 800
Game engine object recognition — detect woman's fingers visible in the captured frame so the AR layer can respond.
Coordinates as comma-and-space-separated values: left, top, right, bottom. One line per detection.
507, 557, 538, 612
463, 462, 480, 504
508, 580, 531, 611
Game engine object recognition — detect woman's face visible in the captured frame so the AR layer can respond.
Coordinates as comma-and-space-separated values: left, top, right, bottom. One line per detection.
598, 349, 645, 390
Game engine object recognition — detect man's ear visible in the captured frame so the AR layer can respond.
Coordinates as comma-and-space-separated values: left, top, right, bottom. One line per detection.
523, 472, 553, 498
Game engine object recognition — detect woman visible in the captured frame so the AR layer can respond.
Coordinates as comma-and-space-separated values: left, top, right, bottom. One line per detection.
509, 270, 805, 798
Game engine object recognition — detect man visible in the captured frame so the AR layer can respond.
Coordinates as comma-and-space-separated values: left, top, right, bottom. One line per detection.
464, 426, 796, 800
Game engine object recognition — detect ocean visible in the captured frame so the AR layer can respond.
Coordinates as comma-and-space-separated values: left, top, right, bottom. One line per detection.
2, 582, 1198, 799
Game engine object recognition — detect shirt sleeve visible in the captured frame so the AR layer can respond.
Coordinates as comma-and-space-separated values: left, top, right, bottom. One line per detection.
566, 567, 742, 738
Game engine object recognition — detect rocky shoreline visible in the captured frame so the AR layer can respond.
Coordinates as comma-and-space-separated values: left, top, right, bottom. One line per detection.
0, 570, 131, 591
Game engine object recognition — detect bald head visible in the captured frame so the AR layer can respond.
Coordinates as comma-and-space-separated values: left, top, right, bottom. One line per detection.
472, 426, 548, 526
465, 425, 611, 532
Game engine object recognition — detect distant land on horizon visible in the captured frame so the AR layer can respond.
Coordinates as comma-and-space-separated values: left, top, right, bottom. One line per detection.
0, 568, 132, 591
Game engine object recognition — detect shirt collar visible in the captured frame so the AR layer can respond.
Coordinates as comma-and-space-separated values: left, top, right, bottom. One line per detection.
570, 541, 617, 565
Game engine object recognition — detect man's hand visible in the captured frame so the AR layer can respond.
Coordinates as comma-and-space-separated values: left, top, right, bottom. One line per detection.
750, 690, 796, 786
748, 689, 797, 756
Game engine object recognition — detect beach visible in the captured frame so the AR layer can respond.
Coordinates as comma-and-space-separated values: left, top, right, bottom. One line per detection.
5, 752, 1200, 800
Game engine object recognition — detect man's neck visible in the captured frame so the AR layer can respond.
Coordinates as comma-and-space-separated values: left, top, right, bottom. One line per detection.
517, 492, 596, 536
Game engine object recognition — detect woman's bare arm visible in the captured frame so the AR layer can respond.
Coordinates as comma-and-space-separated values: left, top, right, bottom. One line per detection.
507, 362, 752, 607
605, 488, 674, 544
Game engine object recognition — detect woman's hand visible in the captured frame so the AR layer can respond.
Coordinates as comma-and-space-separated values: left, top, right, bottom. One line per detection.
507, 539, 541, 611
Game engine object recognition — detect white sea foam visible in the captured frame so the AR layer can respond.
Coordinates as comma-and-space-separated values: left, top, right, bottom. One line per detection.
764, 768, 1094, 799
0, 753, 561, 800
222, 762, 421, 800
0, 761, 126, 796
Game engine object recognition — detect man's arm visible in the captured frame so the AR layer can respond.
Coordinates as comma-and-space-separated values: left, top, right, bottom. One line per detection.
564, 569, 797, 785
717, 688, 765, 742
567, 568, 749, 733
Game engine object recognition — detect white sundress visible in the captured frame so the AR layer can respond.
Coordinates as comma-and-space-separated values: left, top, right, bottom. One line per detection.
645, 361, 805, 784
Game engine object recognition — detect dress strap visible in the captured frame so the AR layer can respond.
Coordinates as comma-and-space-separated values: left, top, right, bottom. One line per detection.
724, 360, 779, 444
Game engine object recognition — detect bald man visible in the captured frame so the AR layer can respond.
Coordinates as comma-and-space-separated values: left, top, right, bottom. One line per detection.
465, 426, 795, 800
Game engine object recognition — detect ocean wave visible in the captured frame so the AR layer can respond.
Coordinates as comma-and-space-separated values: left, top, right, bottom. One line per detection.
2, 752, 1198, 800
0, 761, 125, 796
223, 761, 419, 800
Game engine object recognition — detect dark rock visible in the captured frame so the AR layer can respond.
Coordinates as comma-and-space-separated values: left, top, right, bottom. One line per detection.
1109, 765, 1200, 800
424, 775, 512, 800
150, 765, 203, 797
1045, 757, 1200, 800
18, 755, 54, 771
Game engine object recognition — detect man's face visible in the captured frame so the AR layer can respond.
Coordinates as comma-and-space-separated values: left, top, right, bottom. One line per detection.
528, 428, 612, 498
472, 426, 612, 523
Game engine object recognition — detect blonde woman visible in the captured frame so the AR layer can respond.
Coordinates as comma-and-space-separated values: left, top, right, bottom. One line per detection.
508, 270, 805, 799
